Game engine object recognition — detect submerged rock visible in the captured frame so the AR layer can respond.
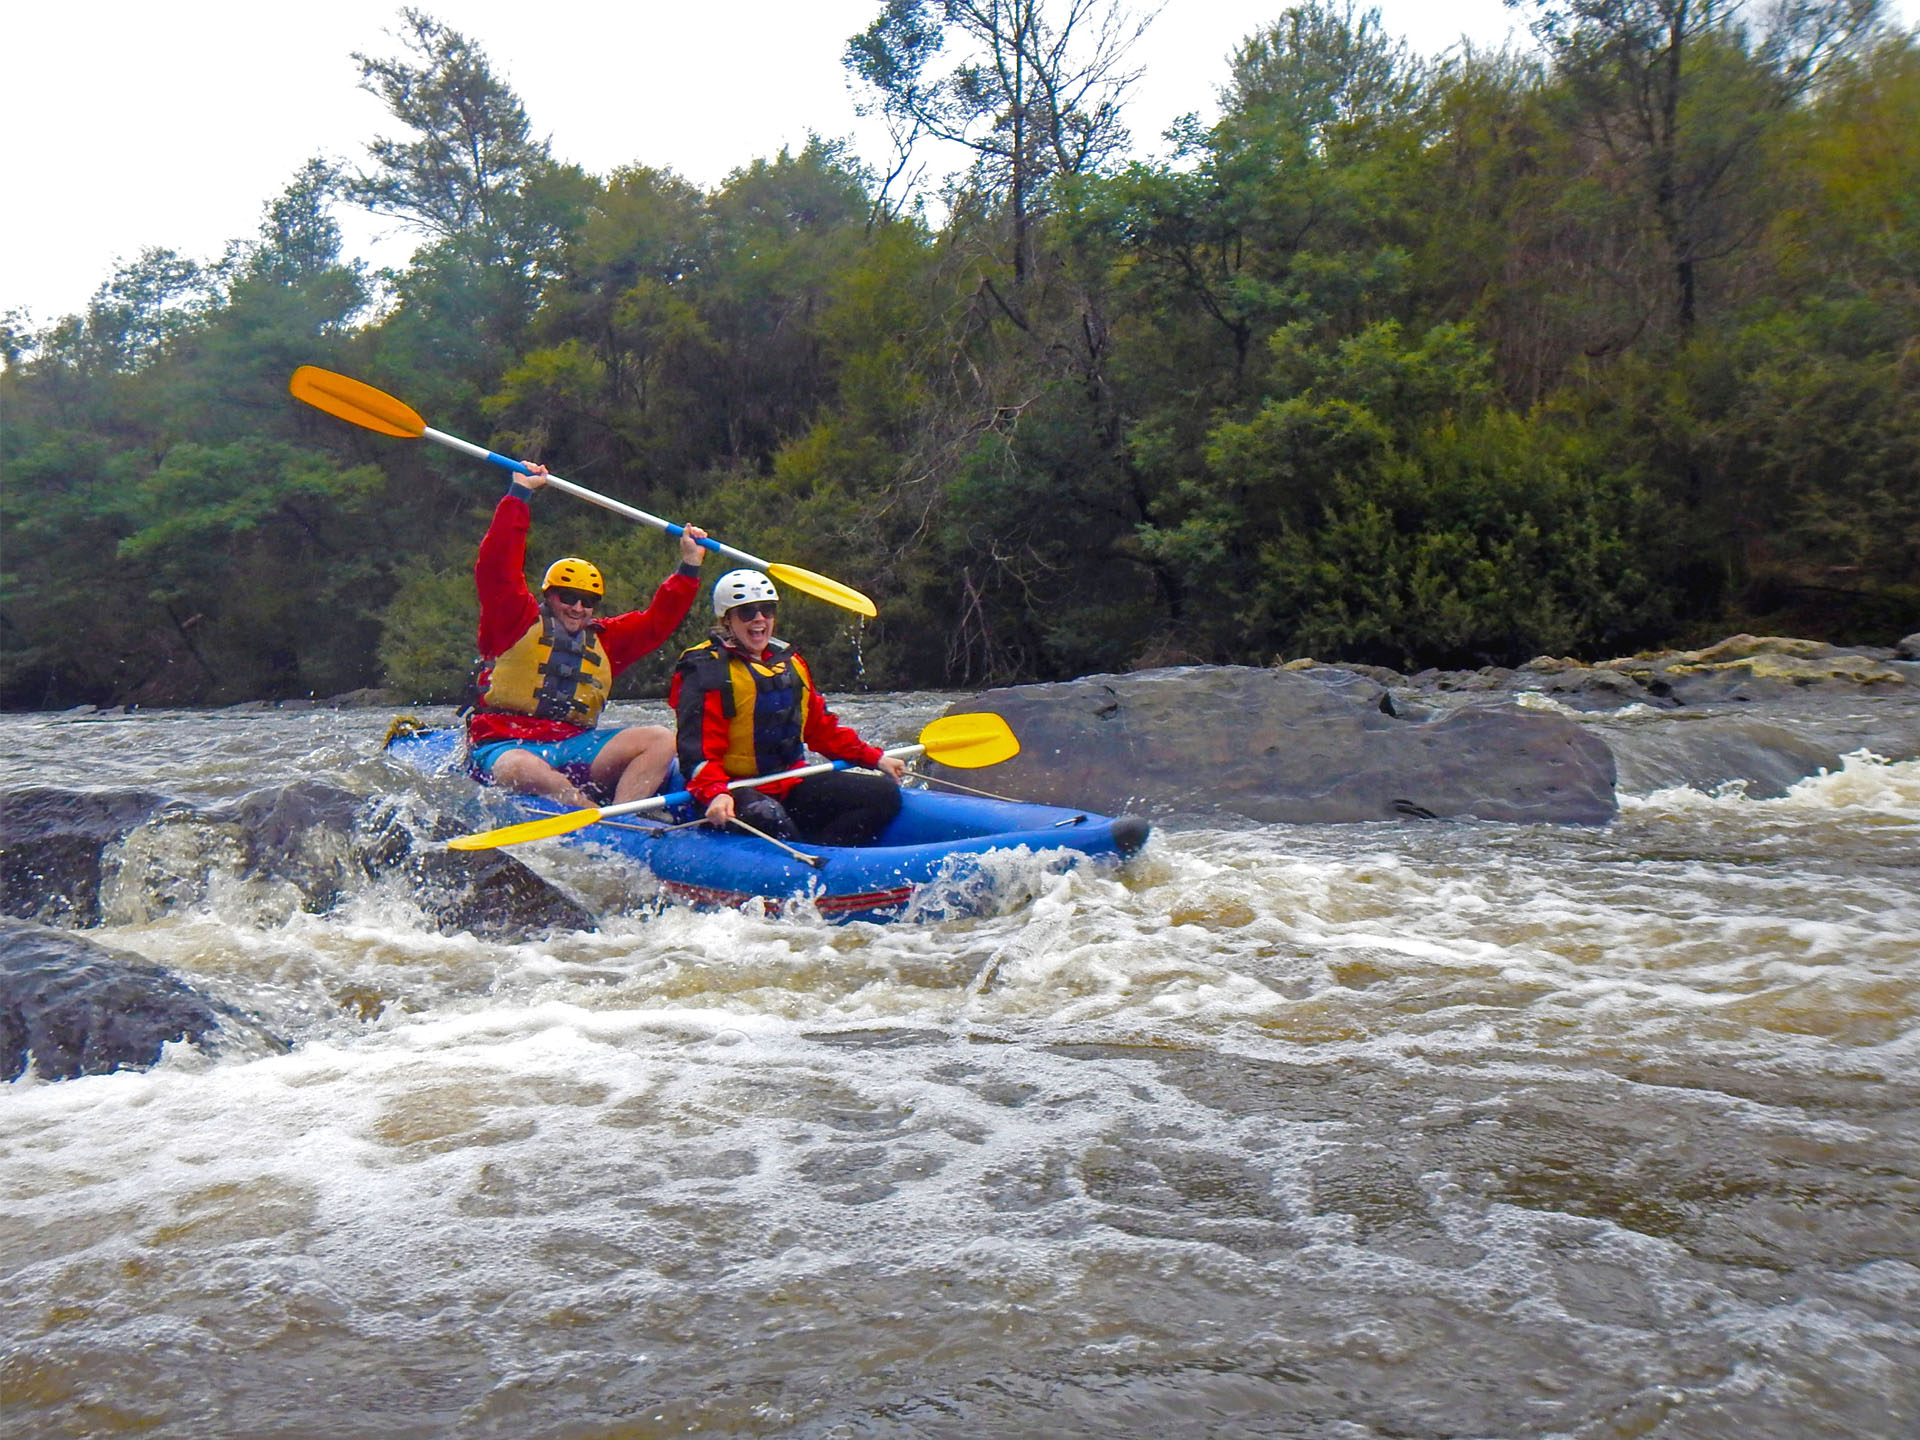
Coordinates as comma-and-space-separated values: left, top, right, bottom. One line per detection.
203, 779, 367, 913
413, 845, 599, 940
2, 780, 598, 943
356, 802, 599, 941
0, 787, 178, 926
209, 780, 597, 939
933, 665, 1617, 825
1606, 718, 1851, 800
0, 918, 287, 1081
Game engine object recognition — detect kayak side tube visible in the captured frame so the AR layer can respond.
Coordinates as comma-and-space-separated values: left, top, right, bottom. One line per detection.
383, 725, 1151, 922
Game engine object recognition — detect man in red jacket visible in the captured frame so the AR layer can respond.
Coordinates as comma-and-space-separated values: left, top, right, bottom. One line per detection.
468, 465, 707, 808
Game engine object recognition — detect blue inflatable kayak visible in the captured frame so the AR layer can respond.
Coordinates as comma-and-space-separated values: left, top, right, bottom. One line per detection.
385, 726, 1151, 923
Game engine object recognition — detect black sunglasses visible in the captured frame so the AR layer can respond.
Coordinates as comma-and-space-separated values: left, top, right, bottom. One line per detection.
549, 587, 601, 610
728, 602, 778, 621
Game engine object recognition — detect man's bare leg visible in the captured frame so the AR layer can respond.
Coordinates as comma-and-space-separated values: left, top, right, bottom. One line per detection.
592, 725, 677, 804
489, 748, 594, 808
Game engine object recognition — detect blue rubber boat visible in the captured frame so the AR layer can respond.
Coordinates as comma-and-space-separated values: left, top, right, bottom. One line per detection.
385, 726, 1151, 923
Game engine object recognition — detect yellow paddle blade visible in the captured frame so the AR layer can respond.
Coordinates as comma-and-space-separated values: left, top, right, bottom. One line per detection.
919, 712, 1019, 768
766, 562, 878, 619
289, 366, 427, 439
446, 805, 606, 851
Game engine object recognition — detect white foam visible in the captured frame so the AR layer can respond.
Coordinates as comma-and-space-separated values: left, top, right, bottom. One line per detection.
1622, 750, 1920, 821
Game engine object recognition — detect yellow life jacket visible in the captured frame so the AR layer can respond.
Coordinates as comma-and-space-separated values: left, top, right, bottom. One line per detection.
479, 611, 611, 728
673, 637, 808, 782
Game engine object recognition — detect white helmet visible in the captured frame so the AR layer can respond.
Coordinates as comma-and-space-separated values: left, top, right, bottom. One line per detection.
712, 568, 779, 616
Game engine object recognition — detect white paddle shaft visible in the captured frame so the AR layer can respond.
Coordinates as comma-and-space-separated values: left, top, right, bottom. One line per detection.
421, 426, 772, 571
582, 744, 927, 825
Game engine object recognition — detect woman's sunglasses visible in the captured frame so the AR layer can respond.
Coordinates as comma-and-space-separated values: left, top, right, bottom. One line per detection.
728, 602, 778, 621
549, 588, 601, 610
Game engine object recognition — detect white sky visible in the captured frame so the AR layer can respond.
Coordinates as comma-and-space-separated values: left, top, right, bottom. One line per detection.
5, 0, 1912, 327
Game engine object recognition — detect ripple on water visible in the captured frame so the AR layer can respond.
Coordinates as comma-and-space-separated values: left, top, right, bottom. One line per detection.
2, 709, 1917, 1437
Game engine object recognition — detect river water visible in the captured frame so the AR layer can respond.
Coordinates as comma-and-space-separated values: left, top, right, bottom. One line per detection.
2, 689, 1917, 1439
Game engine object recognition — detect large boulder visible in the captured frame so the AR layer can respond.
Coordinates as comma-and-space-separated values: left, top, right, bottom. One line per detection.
931, 665, 1617, 825
0, 918, 287, 1081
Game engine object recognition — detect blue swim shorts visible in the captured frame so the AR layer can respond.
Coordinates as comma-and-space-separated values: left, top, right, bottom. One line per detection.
469, 729, 618, 786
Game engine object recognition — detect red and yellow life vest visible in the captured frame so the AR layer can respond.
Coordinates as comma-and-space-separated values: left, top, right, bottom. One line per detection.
478, 612, 612, 729
673, 637, 808, 782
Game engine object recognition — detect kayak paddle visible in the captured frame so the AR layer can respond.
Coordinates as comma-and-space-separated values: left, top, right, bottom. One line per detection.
288, 365, 876, 618
447, 712, 1018, 850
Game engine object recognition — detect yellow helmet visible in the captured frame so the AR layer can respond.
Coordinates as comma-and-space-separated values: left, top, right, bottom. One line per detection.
541, 557, 604, 596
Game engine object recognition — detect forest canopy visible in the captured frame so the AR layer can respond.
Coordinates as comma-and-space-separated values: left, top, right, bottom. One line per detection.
3, 1, 1915, 709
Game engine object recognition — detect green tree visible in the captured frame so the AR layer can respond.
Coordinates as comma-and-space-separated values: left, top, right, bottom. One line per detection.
1520, 0, 1883, 336
847, 0, 1153, 292
1192, 321, 1669, 665
346, 9, 593, 353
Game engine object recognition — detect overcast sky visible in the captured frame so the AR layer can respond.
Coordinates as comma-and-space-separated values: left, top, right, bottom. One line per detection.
6, 0, 1912, 327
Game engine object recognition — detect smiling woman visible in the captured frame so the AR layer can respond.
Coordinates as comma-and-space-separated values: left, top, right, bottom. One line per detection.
669, 569, 912, 846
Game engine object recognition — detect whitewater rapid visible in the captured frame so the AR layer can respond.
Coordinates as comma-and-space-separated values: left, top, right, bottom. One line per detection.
2, 698, 1915, 1438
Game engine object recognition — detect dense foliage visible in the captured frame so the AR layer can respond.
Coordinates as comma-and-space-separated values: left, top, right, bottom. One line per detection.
4, 1, 1914, 708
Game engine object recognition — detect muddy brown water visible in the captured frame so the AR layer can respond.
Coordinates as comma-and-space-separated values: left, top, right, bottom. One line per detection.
1, 692, 1916, 1439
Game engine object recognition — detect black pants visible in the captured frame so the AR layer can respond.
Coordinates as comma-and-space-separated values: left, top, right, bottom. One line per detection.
733, 770, 902, 847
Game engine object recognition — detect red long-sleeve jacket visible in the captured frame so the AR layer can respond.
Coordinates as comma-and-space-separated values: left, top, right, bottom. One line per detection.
467, 491, 699, 747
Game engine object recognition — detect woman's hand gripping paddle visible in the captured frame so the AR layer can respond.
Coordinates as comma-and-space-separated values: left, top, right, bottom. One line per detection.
288, 365, 876, 618
445, 713, 1018, 851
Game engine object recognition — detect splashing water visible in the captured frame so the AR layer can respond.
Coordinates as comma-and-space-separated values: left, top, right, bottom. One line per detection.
1, 703, 1916, 1438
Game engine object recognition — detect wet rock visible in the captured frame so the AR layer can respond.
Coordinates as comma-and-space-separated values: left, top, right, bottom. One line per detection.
412, 845, 599, 940
0, 787, 178, 926
210, 782, 598, 939
73, 783, 368, 926
0, 918, 288, 1081
357, 802, 598, 940
933, 665, 1617, 825
1607, 718, 1850, 799
1896, 634, 1920, 661
3, 778, 596, 942
213, 780, 365, 912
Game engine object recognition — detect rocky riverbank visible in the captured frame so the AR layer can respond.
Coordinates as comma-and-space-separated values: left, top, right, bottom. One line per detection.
1303, 631, 1920, 710
930, 633, 1920, 825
